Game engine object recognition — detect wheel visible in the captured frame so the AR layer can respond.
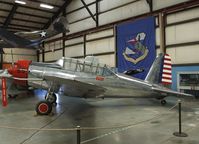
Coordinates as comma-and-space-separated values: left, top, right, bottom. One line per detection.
8, 94, 18, 99
35, 101, 52, 115
161, 99, 167, 105
45, 93, 57, 104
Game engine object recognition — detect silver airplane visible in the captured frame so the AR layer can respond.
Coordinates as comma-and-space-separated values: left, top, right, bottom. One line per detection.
0, 53, 192, 115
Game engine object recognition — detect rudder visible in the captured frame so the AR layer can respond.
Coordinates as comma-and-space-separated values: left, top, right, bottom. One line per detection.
145, 53, 172, 85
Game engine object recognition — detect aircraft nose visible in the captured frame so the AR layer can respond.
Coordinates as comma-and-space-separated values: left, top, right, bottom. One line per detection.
7, 60, 32, 86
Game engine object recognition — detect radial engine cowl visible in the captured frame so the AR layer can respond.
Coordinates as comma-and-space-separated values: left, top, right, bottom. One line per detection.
8, 60, 32, 86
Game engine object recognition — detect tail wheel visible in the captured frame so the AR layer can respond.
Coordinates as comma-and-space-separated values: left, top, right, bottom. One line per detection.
161, 99, 167, 105
45, 93, 57, 104
36, 101, 52, 115
8, 94, 18, 99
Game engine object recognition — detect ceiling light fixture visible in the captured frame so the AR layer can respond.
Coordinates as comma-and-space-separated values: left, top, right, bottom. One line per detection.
40, 3, 54, 9
15, 0, 26, 5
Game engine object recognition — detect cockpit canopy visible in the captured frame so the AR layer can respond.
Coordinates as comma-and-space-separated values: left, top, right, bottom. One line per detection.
56, 56, 116, 77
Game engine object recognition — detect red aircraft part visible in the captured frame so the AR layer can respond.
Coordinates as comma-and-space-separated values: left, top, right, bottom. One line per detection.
2, 77, 8, 107
8, 60, 32, 86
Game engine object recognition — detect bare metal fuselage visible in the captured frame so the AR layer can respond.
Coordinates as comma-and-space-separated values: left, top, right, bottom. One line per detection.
28, 61, 161, 99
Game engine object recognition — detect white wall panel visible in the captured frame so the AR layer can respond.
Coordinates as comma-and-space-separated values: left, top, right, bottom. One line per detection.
3, 48, 36, 55
67, 5, 96, 23
3, 48, 36, 62
65, 37, 83, 45
167, 7, 199, 24
153, 0, 189, 10
95, 54, 115, 67
86, 29, 113, 40
45, 50, 63, 62
39, 53, 42, 62
86, 37, 115, 55
3, 54, 36, 62
68, 18, 96, 34
166, 21, 199, 45
45, 41, 62, 52
99, 0, 141, 12
99, 0, 148, 26
66, 0, 95, 12
156, 27, 160, 46
65, 44, 84, 57
167, 45, 199, 64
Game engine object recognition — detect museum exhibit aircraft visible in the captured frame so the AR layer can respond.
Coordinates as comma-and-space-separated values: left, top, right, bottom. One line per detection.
0, 16, 69, 51
0, 53, 193, 115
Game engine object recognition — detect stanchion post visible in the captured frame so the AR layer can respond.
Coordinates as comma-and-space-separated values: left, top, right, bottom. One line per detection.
77, 126, 81, 144
173, 100, 188, 137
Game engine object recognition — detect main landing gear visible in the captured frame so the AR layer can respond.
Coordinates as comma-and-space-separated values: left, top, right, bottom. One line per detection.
160, 99, 167, 105
35, 92, 57, 115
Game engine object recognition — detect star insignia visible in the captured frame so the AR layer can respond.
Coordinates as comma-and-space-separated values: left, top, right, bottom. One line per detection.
40, 31, 47, 38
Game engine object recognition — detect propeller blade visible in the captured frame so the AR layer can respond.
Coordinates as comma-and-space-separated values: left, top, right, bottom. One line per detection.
2, 77, 8, 107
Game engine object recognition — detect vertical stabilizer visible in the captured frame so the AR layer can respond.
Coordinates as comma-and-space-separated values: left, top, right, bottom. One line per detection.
145, 53, 172, 85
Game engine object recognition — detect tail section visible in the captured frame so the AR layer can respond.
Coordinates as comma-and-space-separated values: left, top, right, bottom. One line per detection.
145, 53, 172, 85
52, 16, 70, 33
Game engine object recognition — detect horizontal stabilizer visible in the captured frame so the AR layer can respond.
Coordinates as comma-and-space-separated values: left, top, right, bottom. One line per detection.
152, 87, 193, 97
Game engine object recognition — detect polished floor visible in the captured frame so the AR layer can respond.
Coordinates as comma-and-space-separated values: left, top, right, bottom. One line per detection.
0, 90, 199, 144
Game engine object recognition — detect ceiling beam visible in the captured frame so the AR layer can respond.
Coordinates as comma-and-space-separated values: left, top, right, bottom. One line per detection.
7, 26, 31, 31
0, 15, 46, 25
3, 4, 18, 28
13, 18, 46, 25
16, 11, 50, 19
0, 1, 55, 14
0, 8, 51, 19
9, 23, 41, 30
43, 0, 72, 29
25, 0, 61, 8
146, 0, 153, 12
81, 0, 96, 22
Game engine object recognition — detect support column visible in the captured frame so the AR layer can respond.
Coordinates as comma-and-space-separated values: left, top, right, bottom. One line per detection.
96, 0, 99, 27
83, 35, 86, 58
159, 13, 166, 54
0, 52, 3, 69
42, 42, 45, 62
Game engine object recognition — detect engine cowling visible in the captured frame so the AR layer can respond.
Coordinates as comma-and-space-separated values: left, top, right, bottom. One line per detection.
8, 60, 32, 86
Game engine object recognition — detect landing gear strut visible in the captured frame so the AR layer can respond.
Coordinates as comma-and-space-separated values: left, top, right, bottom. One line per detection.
45, 92, 57, 104
161, 99, 167, 105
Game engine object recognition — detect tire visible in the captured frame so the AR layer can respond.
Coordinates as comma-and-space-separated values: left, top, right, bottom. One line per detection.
36, 101, 52, 115
8, 94, 18, 99
161, 99, 167, 105
45, 93, 57, 104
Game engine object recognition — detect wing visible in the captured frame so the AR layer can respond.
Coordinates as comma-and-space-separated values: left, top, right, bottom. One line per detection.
0, 28, 34, 48
42, 73, 106, 98
152, 86, 193, 97
15, 29, 60, 40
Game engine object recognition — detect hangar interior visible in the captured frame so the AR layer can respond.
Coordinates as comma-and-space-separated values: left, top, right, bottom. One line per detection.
0, 0, 199, 144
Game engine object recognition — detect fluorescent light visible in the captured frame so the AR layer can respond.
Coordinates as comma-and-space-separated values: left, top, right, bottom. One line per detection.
40, 3, 54, 9
15, 0, 26, 5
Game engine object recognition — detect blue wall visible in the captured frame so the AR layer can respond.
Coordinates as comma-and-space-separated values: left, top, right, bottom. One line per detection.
172, 65, 199, 91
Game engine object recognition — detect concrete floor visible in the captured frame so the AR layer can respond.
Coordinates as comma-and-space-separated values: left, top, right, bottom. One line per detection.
0, 90, 199, 144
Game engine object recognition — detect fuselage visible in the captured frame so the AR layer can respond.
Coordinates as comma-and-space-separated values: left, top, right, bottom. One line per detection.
27, 62, 160, 99
7, 57, 162, 99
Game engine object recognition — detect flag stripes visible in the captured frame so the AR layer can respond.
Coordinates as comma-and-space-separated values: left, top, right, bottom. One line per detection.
162, 54, 172, 84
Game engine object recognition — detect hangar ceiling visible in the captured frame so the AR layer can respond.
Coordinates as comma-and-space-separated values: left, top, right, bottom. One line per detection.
0, 0, 72, 32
